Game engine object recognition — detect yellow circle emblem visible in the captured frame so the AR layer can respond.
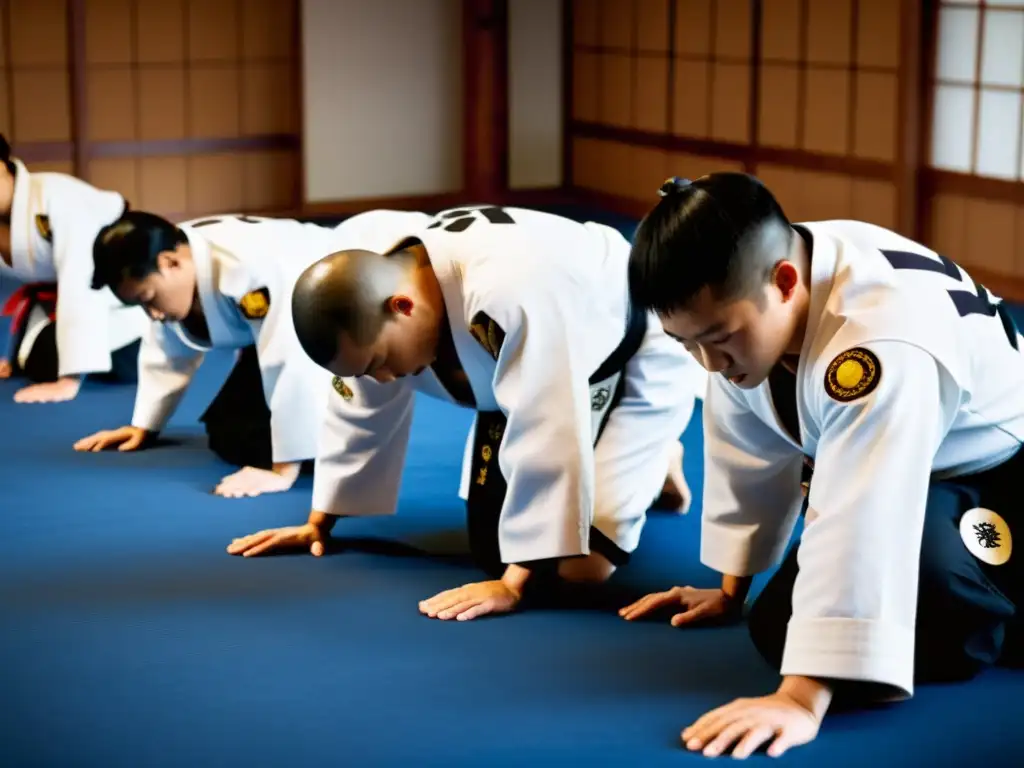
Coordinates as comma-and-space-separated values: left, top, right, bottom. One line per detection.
824, 347, 880, 403
835, 359, 864, 390
239, 289, 269, 319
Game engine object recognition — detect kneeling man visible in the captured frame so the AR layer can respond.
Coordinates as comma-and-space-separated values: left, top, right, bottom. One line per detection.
75, 209, 432, 498
228, 205, 704, 618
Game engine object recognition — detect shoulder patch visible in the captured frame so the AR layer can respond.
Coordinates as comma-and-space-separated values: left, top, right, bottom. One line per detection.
35, 214, 52, 243
332, 376, 353, 401
468, 311, 505, 361
238, 287, 270, 319
824, 347, 881, 403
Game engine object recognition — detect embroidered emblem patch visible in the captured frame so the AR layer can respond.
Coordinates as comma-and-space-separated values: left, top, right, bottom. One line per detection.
238, 287, 270, 319
332, 376, 353, 401
35, 214, 52, 243
959, 507, 1012, 566
591, 387, 611, 411
824, 347, 880, 403
468, 311, 505, 361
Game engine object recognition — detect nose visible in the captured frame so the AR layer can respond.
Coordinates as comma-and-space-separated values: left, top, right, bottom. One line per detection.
371, 369, 396, 384
697, 344, 730, 374
146, 306, 164, 321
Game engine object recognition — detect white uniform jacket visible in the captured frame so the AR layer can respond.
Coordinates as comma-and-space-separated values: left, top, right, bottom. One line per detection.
701, 219, 1024, 697
313, 206, 703, 565
1, 159, 148, 376
131, 210, 433, 464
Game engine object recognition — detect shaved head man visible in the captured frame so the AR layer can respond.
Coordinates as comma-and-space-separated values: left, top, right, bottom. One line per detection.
229, 205, 704, 622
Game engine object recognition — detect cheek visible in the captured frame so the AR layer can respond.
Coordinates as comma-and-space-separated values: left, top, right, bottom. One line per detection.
725, 331, 759, 364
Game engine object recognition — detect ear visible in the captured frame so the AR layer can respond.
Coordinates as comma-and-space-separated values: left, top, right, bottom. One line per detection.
387, 294, 414, 316
157, 250, 179, 271
773, 261, 800, 302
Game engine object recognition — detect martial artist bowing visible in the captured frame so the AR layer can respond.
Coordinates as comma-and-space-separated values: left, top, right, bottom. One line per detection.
0, 134, 148, 402
622, 173, 1024, 759
75, 208, 433, 498
227, 205, 703, 620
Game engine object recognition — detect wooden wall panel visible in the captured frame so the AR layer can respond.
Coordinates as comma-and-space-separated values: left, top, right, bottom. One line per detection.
919, 1, 1024, 295
1, 0, 301, 222
568, 0, 913, 239
567, 0, 1024, 298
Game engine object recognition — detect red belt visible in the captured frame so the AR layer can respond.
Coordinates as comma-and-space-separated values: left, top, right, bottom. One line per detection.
2, 282, 58, 338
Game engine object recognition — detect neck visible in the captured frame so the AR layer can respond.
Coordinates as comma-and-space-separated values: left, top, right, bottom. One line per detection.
406, 243, 445, 319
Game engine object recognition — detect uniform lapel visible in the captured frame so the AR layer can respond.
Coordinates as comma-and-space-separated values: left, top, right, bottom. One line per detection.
184, 227, 249, 347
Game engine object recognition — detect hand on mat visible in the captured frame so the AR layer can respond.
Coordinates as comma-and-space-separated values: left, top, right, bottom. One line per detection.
0, 358, 11, 378
74, 425, 148, 452
227, 522, 327, 557
619, 586, 739, 626
419, 580, 522, 621
14, 376, 81, 403
214, 465, 298, 498
682, 683, 826, 759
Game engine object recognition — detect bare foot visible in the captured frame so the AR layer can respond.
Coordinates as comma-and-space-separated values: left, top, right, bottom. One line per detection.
653, 441, 691, 514
14, 377, 81, 403
214, 465, 297, 498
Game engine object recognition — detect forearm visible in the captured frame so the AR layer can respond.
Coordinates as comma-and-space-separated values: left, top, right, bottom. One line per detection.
132, 362, 201, 432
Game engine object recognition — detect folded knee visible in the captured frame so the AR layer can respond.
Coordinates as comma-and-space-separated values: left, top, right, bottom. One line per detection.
557, 553, 616, 584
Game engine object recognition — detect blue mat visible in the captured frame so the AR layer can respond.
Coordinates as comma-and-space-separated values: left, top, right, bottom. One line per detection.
1, 208, 1021, 766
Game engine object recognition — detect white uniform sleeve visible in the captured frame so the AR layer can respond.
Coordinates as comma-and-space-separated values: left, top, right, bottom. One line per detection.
52, 220, 117, 377
310, 377, 417, 516
250, 297, 329, 464
700, 374, 806, 576
486, 287, 599, 565
589, 317, 698, 553
131, 323, 204, 433
781, 341, 945, 697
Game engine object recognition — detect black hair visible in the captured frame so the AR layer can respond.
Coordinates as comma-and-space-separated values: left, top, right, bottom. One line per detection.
0, 134, 16, 175
291, 248, 415, 367
91, 210, 188, 292
627, 173, 793, 315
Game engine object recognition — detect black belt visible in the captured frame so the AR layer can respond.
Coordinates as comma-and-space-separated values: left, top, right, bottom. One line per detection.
465, 302, 649, 575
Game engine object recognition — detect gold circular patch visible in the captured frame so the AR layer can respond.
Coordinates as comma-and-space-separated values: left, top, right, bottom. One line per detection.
834, 359, 864, 390
332, 376, 353, 401
239, 290, 269, 319
824, 347, 880, 403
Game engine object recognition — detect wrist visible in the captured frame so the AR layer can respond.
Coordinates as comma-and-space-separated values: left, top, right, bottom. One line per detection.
779, 675, 833, 720
501, 564, 531, 597
720, 574, 752, 613
308, 510, 337, 535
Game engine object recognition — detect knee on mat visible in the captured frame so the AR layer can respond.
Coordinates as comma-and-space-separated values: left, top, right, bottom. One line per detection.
557, 553, 616, 584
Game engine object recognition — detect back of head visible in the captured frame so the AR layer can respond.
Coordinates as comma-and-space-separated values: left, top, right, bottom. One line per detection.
92, 210, 186, 292
292, 248, 412, 367
628, 173, 793, 315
